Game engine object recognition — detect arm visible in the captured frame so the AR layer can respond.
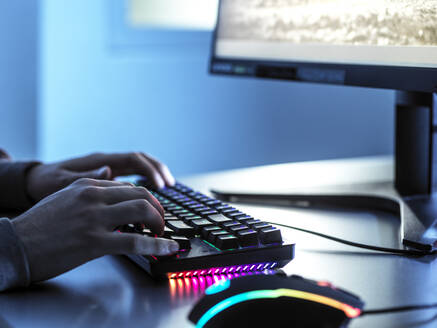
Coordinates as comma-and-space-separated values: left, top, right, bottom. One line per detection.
0, 218, 30, 290
0, 161, 40, 210
3, 178, 179, 291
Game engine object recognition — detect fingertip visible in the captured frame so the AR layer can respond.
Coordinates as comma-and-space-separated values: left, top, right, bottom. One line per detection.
98, 166, 112, 179
168, 240, 179, 253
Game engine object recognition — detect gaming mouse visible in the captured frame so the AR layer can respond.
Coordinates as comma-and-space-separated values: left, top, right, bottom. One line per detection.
188, 274, 364, 328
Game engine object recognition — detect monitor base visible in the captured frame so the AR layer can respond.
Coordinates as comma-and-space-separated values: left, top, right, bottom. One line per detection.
211, 182, 437, 252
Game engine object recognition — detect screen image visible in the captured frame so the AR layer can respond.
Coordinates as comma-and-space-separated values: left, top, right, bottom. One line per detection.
215, 0, 437, 67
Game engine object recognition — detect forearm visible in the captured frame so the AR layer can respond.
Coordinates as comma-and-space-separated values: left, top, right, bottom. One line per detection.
0, 161, 40, 210
0, 218, 31, 291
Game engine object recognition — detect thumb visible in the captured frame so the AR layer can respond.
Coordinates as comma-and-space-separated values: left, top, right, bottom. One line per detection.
70, 166, 112, 181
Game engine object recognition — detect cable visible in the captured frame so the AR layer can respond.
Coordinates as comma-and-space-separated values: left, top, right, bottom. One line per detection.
362, 303, 437, 316
264, 221, 436, 256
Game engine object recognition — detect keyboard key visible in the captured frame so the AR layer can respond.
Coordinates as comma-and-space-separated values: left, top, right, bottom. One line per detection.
201, 226, 221, 240
190, 219, 213, 232
182, 201, 197, 206
215, 235, 239, 250
236, 229, 258, 247
165, 216, 179, 221
199, 210, 219, 216
207, 214, 232, 225
163, 226, 175, 238
188, 204, 204, 209
178, 213, 196, 219
183, 215, 203, 222
226, 211, 246, 219
171, 236, 191, 250
236, 215, 253, 223
222, 221, 240, 228
205, 199, 221, 206
246, 219, 261, 227
193, 206, 211, 214
259, 227, 282, 244
166, 220, 195, 237
252, 223, 272, 231
221, 208, 238, 214
208, 230, 229, 244
173, 209, 189, 215
165, 205, 182, 211
229, 225, 249, 233
216, 205, 232, 211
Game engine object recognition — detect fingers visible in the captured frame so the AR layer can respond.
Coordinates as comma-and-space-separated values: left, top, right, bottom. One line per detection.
102, 233, 179, 256
71, 178, 133, 188
60, 152, 174, 189
105, 199, 165, 235
0, 149, 11, 161
141, 153, 175, 186
98, 186, 164, 217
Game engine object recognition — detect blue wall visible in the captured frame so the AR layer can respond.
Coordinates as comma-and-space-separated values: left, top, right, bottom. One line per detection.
39, 0, 394, 176
0, 0, 38, 160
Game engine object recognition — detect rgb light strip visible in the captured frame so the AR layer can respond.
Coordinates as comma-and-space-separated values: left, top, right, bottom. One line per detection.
167, 262, 278, 279
196, 288, 362, 328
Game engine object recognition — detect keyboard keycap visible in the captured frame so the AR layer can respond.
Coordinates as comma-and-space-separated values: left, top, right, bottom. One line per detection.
208, 230, 229, 244
215, 235, 239, 250
163, 226, 175, 238
208, 214, 232, 225
205, 199, 221, 206
201, 226, 221, 240
236, 229, 258, 247
166, 220, 195, 237
199, 210, 219, 216
236, 215, 253, 223
252, 223, 272, 231
226, 211, 246, 219
190, 219, 213, 232
171, 236, 191, 250
246, 219, 261, 227
259, 227, 282, 244
229, 225, 249, 233
222, 221, 240, 229
193, 207, 211, 214
178, 213, 196, 219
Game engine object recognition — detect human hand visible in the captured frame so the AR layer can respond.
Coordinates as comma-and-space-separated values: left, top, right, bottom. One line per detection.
13, 178, 179, 283
0, 148, 11, 161
26, 152, 175, 202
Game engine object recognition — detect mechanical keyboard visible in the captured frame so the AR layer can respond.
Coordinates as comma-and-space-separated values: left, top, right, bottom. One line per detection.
121, 181, 295, 279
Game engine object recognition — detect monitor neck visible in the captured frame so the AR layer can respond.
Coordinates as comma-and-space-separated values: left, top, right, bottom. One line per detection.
395, 91, 436, 196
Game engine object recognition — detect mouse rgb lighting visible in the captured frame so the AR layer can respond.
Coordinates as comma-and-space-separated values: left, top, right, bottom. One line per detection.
196, 288, 362, 328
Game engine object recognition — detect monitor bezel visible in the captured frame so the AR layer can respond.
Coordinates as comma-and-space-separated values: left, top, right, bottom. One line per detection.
209, 0, 437, 93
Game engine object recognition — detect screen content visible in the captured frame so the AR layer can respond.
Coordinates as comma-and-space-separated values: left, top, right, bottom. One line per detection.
215, 0, 437, 67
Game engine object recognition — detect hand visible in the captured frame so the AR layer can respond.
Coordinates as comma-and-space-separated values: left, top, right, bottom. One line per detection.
26, 152, 175, 202
0, 148, 11, 161
13, 178, 179, 283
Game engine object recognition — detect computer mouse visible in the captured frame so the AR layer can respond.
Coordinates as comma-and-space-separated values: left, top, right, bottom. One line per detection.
188, 274, 364, 328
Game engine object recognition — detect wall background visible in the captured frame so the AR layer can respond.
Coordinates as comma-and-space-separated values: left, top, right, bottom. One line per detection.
4, 0, 394, 176
0, 0, 38, 160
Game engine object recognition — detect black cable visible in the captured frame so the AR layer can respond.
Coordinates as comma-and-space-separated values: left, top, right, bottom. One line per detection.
264, 221, 436, 256
362, 303, 437, 316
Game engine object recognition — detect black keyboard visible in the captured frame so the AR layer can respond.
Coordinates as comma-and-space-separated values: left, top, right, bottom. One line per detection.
122, 181, 295, 279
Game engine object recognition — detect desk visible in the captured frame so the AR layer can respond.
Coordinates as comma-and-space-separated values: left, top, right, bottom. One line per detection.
1, 157, 436, 328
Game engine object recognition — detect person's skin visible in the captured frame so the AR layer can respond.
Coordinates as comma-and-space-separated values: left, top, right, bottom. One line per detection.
6, 151, 180, 284
26, 152, 175, 202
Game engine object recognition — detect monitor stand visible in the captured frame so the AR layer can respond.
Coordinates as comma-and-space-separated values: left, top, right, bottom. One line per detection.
212, 91, 437, 252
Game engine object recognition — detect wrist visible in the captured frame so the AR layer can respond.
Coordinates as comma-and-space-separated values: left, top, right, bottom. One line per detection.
24, 162, 43, 204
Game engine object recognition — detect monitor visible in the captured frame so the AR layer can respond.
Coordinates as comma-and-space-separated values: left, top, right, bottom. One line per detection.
210, 0, 437, 251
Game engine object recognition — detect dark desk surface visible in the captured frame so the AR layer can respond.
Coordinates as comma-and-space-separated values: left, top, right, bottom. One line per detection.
1, 157, 436, 328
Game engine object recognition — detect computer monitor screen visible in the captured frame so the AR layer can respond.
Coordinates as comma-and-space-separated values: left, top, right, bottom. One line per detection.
210, 1, 437, 250
211, 0, 437, 92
